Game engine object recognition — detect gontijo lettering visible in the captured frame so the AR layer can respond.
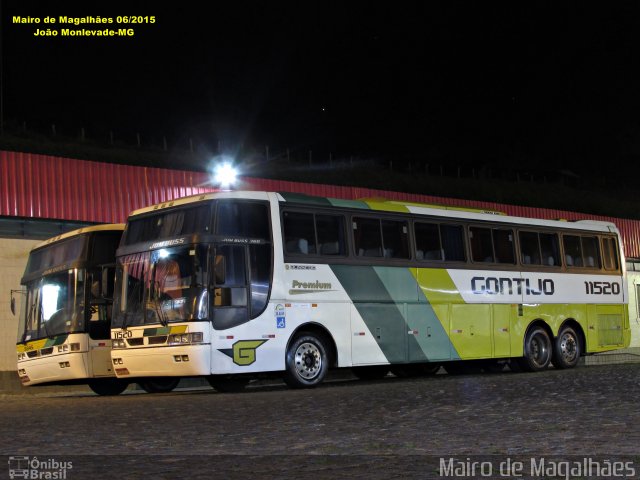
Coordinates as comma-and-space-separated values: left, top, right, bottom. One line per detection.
471, 276, 555, 295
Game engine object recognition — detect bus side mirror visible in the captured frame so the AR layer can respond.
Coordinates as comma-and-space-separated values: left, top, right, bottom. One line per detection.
102, 267, 115, 299
10, 297, 15, 316
214, 255, 226, 284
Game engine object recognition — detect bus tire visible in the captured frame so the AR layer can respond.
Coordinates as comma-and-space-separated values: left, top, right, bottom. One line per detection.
518, 327, 552, 372
139, 377, 180, 393
208, 376, 249, 393
352, 365, 389, 380
283, 333, 329, 388
88, 378, 128, 396
553, 326, 581, 369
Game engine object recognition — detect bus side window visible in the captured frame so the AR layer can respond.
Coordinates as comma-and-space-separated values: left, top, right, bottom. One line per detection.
441, 224, 466, 262
316, 215, 346, 256
381, 220, 409, 259
353, 217, 383, 257
563, 235, 582, 268
470, 227, 494, 263
539, 233, 560, 267
581, 236, 601, 268
283, 212, 316, 255
415, 222, 442, 261
519, 231, 540, 265
493, 229, 515, 264
602, 237, 619, 271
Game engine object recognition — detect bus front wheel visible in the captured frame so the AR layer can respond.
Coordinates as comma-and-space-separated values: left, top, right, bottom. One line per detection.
88, 378, 128, 396
518, 327, 552, 372
283, 333, 329, 388
139, 377, 180, 394
553, 326, 581, 369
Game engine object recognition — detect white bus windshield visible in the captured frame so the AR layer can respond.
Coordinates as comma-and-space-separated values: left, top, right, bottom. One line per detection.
112, 245, 209, 327
18, 269, 86, 342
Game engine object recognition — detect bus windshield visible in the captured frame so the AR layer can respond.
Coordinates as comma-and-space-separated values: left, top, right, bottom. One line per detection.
17, 269, 86, 342
112, 245, 209, 327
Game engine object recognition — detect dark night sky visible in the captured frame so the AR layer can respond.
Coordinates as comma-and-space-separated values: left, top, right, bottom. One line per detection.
4, 1, 640, 172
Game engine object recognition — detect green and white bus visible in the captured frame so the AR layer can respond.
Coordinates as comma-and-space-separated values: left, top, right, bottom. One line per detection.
110, 191, 630, 390
15, 225, 129, 395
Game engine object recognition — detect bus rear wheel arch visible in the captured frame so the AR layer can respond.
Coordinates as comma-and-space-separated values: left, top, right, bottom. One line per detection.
518, 324, 553, 372
283, 331, 330, 388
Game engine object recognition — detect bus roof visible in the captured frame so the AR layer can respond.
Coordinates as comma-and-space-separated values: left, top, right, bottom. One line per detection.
126, 191, 619, 234
33, 223, 125, 251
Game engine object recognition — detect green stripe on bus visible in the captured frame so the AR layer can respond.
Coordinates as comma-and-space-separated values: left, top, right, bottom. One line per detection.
374, 267, 459, 361
278, 192, 333, 206
327, 198, 371, 209
330, 265, 456, 363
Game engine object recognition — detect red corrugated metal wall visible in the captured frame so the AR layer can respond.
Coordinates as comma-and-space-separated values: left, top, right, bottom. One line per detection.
2, 150, 640, 258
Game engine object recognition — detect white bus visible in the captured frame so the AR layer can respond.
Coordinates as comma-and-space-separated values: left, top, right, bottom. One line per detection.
14, 225, 133, 395
110, 191, 630, 391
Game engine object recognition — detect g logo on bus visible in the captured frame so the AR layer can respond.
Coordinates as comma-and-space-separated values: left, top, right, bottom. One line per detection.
219, 340, 267, 366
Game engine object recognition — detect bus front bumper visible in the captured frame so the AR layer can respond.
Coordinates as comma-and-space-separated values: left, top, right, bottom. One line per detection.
111, 344, 211, 378
17, 352, 90, 386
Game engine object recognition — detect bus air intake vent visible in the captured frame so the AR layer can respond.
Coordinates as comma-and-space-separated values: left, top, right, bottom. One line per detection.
127, 338, 144, 346
40, 347, 53, 356
27, 351, 39, 358
148, 336, 168, 345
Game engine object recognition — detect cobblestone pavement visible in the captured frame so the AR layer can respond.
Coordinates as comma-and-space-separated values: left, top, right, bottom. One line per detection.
1, 364, 640, 479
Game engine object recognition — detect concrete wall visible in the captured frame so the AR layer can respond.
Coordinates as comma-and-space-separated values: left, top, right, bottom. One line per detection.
0, 237, 40, 371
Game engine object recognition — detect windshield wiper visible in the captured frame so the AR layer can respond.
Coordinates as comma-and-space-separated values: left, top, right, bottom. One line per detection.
151, 280, 169, 327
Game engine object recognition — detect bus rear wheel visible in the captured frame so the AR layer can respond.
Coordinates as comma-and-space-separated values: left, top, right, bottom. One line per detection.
88, 378, 128, 396
139, 377, 180, 394
553, 326, 581, 369
518, 327, 552, 372
283, 333, 329, 388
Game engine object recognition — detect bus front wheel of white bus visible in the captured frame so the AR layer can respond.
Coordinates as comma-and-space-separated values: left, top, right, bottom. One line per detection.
88, 378, 129, 396
139, 377, 180, 394
283, 333, 329, 388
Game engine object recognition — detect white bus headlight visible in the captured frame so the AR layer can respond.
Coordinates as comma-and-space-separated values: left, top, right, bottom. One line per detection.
168, 332, 203, 345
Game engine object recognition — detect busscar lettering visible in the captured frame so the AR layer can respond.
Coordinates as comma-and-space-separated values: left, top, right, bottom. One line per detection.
471, 276, 555, 296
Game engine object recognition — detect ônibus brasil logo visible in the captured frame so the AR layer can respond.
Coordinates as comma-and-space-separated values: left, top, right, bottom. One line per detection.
8, 456, 72, 479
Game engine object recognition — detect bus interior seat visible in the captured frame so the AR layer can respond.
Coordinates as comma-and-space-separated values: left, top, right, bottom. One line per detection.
547, 256, 555, 266
383, 248, 394, 258
585, 256, 595, 267
565, 254, 574, 266
286, 238, 309, 254
424, 249, 443, 260
415, 250, 424, 260
522, 255, 531, 265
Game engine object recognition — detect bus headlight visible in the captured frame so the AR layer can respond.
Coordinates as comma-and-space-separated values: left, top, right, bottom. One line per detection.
112, 339, 126, 349
168, 333, 203, 345
57, 345, 69, 353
